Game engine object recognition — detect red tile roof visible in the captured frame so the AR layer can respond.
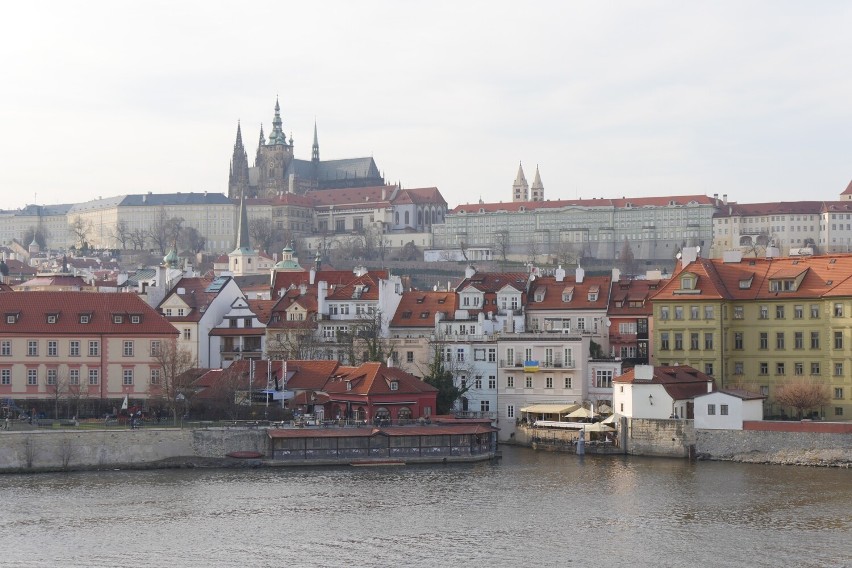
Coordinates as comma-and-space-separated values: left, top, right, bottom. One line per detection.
614, 365, 715, 401
0, 291, 177, 335
527, 274, 611, 310
325, 362, 438, 396
158, 276, 231, 322
390, 290, 457, 327
607, 278, 666, 316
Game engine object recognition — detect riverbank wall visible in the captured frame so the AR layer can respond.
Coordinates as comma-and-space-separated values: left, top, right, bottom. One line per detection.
696, 421, 852, 467
0, 427, 268, 472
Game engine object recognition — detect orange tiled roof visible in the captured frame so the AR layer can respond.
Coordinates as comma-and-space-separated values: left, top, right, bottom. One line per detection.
614, 365, 715, 401
391, 290, 457, 327
527, 274, 611, 310
325, 361, 437, 396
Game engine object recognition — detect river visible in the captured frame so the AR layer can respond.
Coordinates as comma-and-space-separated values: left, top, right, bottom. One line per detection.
0, 447, 849, 568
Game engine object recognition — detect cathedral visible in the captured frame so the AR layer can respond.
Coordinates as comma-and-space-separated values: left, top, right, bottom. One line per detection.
228, 99, 385, 199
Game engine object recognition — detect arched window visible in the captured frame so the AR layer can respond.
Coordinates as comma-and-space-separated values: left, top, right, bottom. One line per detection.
418, 210, 423, 225
398, 407, 412, 420
395, 212, 399, 225
404, 211, 410, 225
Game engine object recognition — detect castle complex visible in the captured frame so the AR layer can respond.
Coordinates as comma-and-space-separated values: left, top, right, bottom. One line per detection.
228, 99, 384, 199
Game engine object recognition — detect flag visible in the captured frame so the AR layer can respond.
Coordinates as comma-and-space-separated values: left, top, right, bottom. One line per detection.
121, 395, 128, 411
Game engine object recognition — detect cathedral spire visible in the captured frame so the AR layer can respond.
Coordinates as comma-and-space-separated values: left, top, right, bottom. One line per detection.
268, 97, 288, 145
235, 190, 251, 252
228, 121, 250, 199
530, 165, 544, 202
312, 120, 320, 162
512, 161, 529, 202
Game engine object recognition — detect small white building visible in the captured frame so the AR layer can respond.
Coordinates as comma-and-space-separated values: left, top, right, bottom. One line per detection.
613, 364, 715, 419
693, 389, 765, 430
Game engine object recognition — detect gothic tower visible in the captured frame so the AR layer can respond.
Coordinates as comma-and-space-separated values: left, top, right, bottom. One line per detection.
530, 165, 544, 202
256, 98, 295, 197
228, 122, 250, 199
512, 162, 529, 202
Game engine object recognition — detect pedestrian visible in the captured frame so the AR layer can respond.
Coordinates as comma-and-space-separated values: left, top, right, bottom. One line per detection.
3, 415, 8, 430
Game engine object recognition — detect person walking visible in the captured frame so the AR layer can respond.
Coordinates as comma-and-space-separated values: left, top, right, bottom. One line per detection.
4, 415, 9, 430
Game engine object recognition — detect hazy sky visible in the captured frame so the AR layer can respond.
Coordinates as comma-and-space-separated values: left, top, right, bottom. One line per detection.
2, 1, 851, 210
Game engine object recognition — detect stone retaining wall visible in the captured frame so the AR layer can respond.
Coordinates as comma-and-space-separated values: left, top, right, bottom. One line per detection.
625, 418, 695, 458
695, 428, 852, 467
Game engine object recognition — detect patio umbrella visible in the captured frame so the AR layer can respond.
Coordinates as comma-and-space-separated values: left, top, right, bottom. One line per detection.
566, 407, 595, 419
597, 404, 613, 415
601, 413, 619, 424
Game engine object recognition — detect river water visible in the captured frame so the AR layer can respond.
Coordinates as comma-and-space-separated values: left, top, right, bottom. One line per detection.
0, 447, 849, 568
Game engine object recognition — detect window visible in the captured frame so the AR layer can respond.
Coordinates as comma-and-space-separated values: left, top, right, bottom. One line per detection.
660, 307, 669, 320
720, 404, 729, 416
545, 377, 553, 389
69, 369, 79, 385
760, 385, 769, 396
27, 369, 37, 385
150, 368, 160, 385
474, 376, 482, 389
6, 315, 14, 324
488, 376, 496, 389
775, 305, 785, 319
661, 332, 670, 350
406, 351, 414, 363
0, 341, 9, 356
456, 348, 465, 362
88, 369, 99, 385
704, 333, 713, 350
0, 369, 9, 385
488, 349, 496, 362
113, 315, 123, 324
564, 377, 572, 389
183, 329, 191, 340
795, 362, 804, 376
759, 362, 768, 375
776, 333, 785, 350
690, 306, 699, 320
480, 401, 490, 412
595, 370, 613, 388
835, 303, 844, 317
131, 315, 141, 324
811, 332, 820, 349
759, 332, 768, 350
47, 314, 57, 324
48, 340, 57, 357
794, 332, 804, 349
834, 387, 844, 399
674, 306, 684, 320
80, 314, 90, 324
123, 369, 134, 386
707, 404, 716, 415
507, 376, 514, 388
811, 362, 821, 375
759, 305, 768, 319
525, 376, 533, 388
835, 407, 844, 417
810, 304, 820, 318
123, 341, 134, 357
88, 341, 100, 357
704, 305, 714, 319
776, 362, 785, 375
674, 333, 683, 350
690, 333, 699, 350
734, 332, 743, 350
507, 405, 515, 419
27, 340, 38, 357
835, 331, 844, 350
794, 305, 804, 319
704, 363, 714, 376
150, 341, 160, 357
733, 306, 744, 319
389, 381, 398, 391
835, 364, 844, 377
734, 362, 744, 375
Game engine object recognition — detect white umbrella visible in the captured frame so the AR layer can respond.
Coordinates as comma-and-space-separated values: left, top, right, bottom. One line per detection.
597, 404, 613, 415
601, 413, 619, 424
583, 422, 615, 432
566, 407, 594, 419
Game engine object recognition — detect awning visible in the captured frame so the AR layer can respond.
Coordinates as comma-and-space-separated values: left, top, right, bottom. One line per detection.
520, 403, 580, 414
566, 407, 595, 419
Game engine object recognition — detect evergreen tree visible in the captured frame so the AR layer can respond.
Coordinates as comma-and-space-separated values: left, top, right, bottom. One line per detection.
422, 348, 469, 415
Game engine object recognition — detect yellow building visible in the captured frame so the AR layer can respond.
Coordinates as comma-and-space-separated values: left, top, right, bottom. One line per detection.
652, 250, 852, 420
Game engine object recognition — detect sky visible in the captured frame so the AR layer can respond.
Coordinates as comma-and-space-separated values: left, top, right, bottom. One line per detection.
2, 1, 851, 211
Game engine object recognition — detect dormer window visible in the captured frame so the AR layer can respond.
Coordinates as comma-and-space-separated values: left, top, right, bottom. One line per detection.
390, 381, 399, 391
113, 315, 123, 324
47, 314, 58, 324
6, 314, 16, 324
346, 381, 352, 391
130, 315, 141, 324
739, 277, 753, 289
680, 275, 695, 290
79, 314, 90, 324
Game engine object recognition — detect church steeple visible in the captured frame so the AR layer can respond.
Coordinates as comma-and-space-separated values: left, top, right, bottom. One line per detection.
512, 162, 529, 202
530, 165, 544, 202
236, 191, 251, 252
312, 121, 320, 162
267, 97, 288, 146
228, 121, 250, 199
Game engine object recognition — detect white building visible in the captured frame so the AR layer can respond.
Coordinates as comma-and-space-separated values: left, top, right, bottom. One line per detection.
613, 364, 715, 419
693, 389, 765, 430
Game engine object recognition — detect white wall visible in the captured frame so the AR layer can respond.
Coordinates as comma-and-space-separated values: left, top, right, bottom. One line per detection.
694, 392, 743, 429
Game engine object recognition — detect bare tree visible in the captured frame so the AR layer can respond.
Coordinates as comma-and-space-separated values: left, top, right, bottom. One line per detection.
395, 241, 421, 261
249, 218, 276, 254
69, 216, 92, 250
46, 371, 70, 419
179, 226, 206, 255
553, 240, 579, 267
130, 228, 148, 251
525, 239, 541, 266
110, 219, 132, 250
493, 231, 510, 270
266, 320, 323, 361
774, 380, 830, 419
150, 339, 196, 425
23, 226, 50, 250
149, 208, 184, 255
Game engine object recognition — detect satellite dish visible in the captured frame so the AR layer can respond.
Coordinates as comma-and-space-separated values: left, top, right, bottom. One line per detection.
530, 274, 536, 281
696, 246, 701, 253
676, 253, 682, 260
